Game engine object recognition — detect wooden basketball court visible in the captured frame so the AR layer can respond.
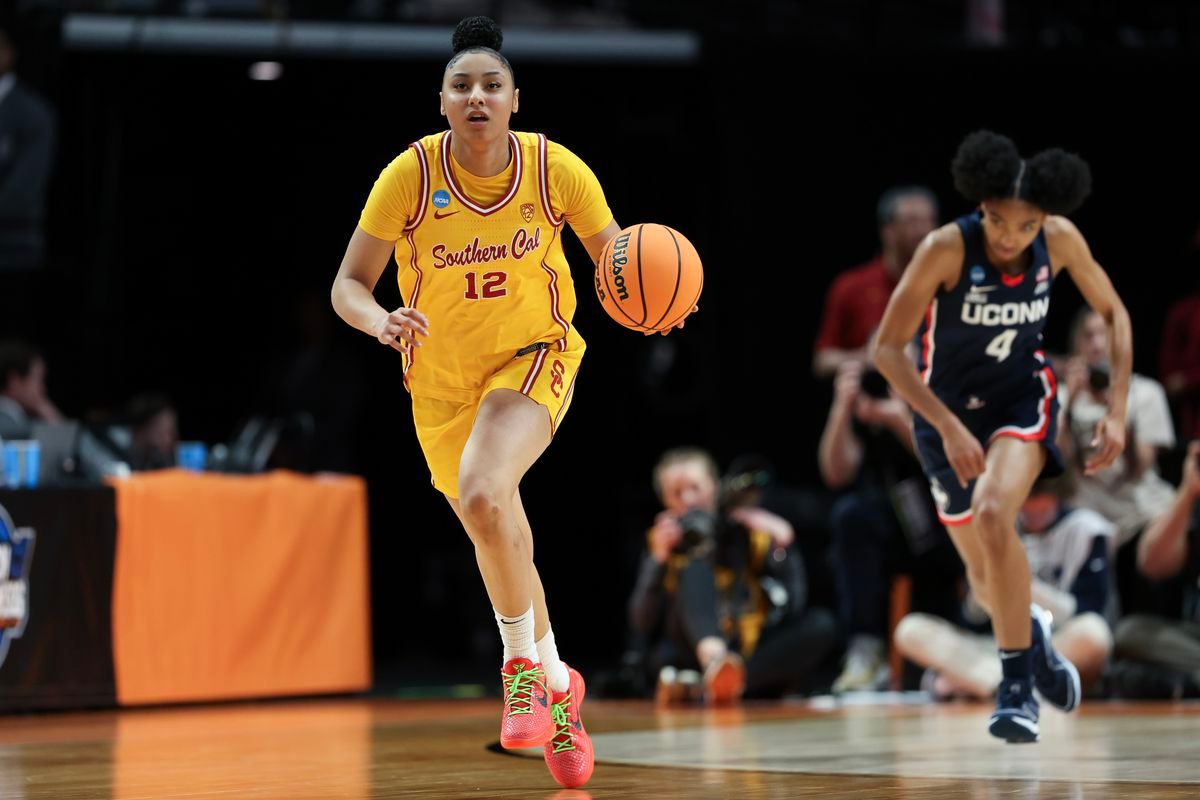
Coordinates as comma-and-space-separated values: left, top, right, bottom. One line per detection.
2, 697, 1197, 798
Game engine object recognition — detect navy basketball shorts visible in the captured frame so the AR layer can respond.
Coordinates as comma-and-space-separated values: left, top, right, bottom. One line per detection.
912, 371, 1064, 528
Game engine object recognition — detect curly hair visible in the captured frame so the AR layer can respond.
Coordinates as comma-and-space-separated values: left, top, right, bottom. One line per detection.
952, 130, 1091, 215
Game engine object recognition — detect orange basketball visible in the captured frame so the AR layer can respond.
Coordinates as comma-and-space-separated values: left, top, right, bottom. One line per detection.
594, 223, 703, 333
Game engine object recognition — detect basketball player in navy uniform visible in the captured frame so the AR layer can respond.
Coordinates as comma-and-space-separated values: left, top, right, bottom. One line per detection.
873, 131, 1132, 743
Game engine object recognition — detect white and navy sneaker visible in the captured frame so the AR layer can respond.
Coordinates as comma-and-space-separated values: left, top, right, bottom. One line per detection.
988, 677, 1040, 743
1030, 604, 1082, 712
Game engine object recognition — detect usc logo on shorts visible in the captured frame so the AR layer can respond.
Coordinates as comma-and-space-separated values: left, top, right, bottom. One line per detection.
550, 360, 566, 398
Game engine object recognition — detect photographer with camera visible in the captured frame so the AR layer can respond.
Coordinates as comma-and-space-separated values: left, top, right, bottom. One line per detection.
820, 360, 964, 692
628, 448, 838, 703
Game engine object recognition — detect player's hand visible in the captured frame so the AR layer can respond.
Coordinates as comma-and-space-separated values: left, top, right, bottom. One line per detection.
727, 506, 794, 549
644, 305, 699, 336
1085, 412, 1126, 475
372, 306, 430, 353
940, 418, 986, 488
648, 512, 683, 563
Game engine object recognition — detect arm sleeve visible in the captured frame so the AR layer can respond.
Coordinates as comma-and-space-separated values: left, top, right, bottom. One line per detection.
546, 141, 613, 240
1067, 536, 1111, 616
357, 147, 420, 242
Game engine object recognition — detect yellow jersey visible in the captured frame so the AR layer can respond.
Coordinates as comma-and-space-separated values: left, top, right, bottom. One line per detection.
359, 130, 613, 403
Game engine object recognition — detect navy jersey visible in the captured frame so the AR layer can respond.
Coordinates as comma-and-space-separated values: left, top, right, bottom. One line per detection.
914, 211, 1055, 407
910, 212, 1063, 526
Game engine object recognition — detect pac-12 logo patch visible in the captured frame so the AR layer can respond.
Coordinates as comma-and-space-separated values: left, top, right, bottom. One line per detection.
432, 190, 452, 209
970, 265, 986, 284
0, 503, 35, 670
520, 203, 535, 223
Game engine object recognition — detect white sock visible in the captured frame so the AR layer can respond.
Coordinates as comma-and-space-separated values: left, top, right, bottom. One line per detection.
495, 603, 538, 664
536, 628, 570, 693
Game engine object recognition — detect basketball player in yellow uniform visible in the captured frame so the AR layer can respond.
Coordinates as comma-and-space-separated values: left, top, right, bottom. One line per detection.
331, 16, 686, 789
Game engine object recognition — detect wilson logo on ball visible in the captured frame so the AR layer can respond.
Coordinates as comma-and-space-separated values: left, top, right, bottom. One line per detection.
609, 232, 631, 301
594, 223, 704, 335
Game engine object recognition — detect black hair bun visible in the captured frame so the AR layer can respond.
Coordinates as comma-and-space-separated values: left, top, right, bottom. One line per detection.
1025, 148, 1092, 216
452, 16, 503, 54
951, 130, 1022, 204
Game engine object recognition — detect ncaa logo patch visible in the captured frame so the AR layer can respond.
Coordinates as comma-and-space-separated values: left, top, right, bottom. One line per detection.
432, 190, 452, 209
970, 265, 986, 284
0, 503, 35, 670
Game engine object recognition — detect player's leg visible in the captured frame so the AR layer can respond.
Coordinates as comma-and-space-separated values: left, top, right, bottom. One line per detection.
969, 436, 1044, 648
962, 436, 1045, 742
512, 443, 592, 788
453, 388, 554, 749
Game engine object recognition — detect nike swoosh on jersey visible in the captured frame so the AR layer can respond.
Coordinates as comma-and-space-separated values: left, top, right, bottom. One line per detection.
433, 209, 460, 219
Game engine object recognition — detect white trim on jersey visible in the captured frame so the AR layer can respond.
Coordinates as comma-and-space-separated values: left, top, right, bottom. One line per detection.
401, 228, 424, 384
536, 134, 563, 227
404, 142, 431, 231
988, 365, 1055, 441
519, 347, 549, 395
441, 131, 523, 215
938, 508, 973, 525
921, 299, 938, 384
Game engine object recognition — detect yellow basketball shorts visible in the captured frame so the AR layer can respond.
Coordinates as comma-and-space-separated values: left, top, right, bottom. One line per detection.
411, 344, 583, 499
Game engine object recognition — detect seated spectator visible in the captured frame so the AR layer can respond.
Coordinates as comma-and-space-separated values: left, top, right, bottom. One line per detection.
1061, 307, 1178, 623
1061, 308, 1176, 553
820, 360, 963, 691
1112, 441, 1200, 698
628, 447, 838, 703
895, 475, 1114, 699
812, 186, 938, 378
0, 339, 61, 439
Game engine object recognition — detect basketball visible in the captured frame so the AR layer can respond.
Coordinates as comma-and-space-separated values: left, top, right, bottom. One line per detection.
594, 223, 703, 333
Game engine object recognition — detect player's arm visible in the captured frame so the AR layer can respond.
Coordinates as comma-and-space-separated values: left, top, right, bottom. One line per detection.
1048, 216, 1132, 474
871, 227, 985, 488
578, 221, 622, 267
331, 226, 429, 353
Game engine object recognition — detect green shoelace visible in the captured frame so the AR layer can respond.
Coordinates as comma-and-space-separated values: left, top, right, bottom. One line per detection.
549, 692, 576, 754
501, 663, 548, 716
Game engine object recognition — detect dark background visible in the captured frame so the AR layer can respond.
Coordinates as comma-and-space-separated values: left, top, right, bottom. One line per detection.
4, 1, 1199, 684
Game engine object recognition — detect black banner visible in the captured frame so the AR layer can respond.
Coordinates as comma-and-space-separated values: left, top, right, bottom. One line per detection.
0, 486, 117, 711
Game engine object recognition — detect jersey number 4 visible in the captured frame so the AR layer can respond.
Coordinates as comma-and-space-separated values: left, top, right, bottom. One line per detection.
985, 329, 1017, 362
464, 271, 508, 300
